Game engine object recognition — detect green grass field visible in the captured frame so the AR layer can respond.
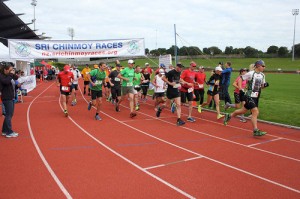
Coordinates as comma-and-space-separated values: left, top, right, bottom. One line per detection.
102, 57, 300, 127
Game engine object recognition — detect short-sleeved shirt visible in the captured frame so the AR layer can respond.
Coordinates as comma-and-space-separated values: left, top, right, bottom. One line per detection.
242, 71, 265, 98
165, 69, 181, 92
81, 67, 91, 81
58, 71, 74, 92
89, 69, 106, 91
121, 67, 135, 87
180, 69, 196, 92
109, 70, 121, 88
207, 73, 221, 93
194, 72, 206, 90
134, 73, 142, 86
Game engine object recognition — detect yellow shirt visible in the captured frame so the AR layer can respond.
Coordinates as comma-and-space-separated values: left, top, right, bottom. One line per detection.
81, 67, 91, 81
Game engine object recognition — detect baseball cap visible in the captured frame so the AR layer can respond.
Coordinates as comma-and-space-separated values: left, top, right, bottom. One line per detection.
145, 63, 149, 66
199, 66, 204, 69
159, 69, 165, 75
215, 66, 223, 71
159, 63, 166, 68
64, 65, 70, 72
190, 62, 197, 67
176, 63, 184, 68
128, 60, 135, 64
254, 60, 266, 67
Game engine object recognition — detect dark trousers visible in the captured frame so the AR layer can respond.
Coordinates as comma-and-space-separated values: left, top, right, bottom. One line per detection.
223, 84, 232, 104
194, 89, 205, 104
2, 100, 15, 134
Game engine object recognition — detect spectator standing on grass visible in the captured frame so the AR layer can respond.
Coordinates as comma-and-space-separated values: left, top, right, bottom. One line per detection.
81, 64, 91, 96
224, 60, 269, 136
87, 62, 112, 121
198, 66, 224, 120
115, 60, 137, 118
57, 65, 74, 117
224, 68, 249, 123
0, 63, 20, 138
221, 61, 233, 105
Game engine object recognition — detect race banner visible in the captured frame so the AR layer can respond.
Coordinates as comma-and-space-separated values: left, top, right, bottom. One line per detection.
18, 75, 36, 93
8, 39, 145, 59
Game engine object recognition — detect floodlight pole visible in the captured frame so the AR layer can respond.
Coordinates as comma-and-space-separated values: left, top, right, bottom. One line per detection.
31, 0, 37, 31
292, 9, 299, 61
174, 24, 178, 64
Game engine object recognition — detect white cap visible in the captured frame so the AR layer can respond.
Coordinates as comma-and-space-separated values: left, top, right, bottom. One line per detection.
145, 63, 149, 66
128, 60, 135, 64
215, 66, 223, 71
159, 69, 165, 75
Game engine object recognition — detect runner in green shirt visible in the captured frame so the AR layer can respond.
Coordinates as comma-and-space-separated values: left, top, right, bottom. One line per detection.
87, 62, 113, 120
116, 59, 137, 118
133, 65, 144, 111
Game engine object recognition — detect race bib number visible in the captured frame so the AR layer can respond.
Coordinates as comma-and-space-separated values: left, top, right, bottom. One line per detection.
95, 80, 102, 85
127, 82, 133, 86
198, 84, 204, 88
215, 80, 220, 86
61, 86, 70, 92
115, 77, 120, 81
188, 88, 194, 93
251, 91, 259, 98
173, 83, 181, 88
85, 72, 89, 74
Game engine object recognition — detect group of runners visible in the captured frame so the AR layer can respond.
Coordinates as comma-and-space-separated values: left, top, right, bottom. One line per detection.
56, 59, 268, 136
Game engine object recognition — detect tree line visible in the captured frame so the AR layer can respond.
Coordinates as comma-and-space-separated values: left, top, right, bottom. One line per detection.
146, 43, 300, 58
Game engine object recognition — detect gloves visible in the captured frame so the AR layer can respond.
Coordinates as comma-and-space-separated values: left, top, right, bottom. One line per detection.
263, 82, 269, 88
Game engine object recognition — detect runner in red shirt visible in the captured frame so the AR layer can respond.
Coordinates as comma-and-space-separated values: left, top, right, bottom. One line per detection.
194, 66, 206, 106
57, 65, 74, 117
180, 61, 197, 122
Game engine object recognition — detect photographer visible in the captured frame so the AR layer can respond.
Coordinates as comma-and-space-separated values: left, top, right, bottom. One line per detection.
0, 62, 19, 138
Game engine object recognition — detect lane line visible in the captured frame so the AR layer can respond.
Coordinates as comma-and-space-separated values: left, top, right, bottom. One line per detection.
58, 98, 196, 199
27, 83, 72, 199
144, 156, 203, 170
247, 138, 283, 147
77, 93, 300, 194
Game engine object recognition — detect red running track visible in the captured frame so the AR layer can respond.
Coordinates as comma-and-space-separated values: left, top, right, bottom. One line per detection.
0, 80, 299, 198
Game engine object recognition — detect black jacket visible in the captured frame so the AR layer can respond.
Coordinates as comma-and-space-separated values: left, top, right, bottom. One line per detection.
0, 73, 18, 101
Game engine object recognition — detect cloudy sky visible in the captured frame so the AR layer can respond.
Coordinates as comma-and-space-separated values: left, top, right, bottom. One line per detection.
1, 0, 300, 54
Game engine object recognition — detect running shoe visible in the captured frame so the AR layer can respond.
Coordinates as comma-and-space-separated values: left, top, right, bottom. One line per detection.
2, 132, 6, 136
224, 102, 230, 111
171, 102, 176, 113
223, 113, 231, 125
64, 110, 68, 117
187, 117, 196, 122
240, 118, 247, 123
253, 129, 267, 136
156, 107, 162, 118
87, 101, 92, 111
6, 132, 19, 138
115, 104, 120, 112
177, 118, 185, 126
95, 115, 102, 121
135, 106, 139, 111
130, 112, 137, 118
197, 105, 202, 113
217, 114, 225, 119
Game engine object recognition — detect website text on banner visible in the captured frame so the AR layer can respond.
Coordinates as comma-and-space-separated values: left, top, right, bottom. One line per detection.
8, 39, 145, 59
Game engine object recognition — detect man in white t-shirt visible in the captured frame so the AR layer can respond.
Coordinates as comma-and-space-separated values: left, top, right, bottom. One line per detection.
152, 69, 166, 117
224, 60, 269, 136
70, 65, 81, 106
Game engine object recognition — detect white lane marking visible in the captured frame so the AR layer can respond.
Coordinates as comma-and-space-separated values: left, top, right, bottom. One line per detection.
247, 138, 283, 147
144, 156, 203, 170
58, 99, 195, 199
27, 83, 72, 199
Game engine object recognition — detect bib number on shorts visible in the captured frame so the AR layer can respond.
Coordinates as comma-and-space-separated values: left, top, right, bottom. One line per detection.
198, 84, 203, 88
251, 91, 259, 98
95, 80, 102, 85
188, 88, 194, 93
62, 86, 70, 92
